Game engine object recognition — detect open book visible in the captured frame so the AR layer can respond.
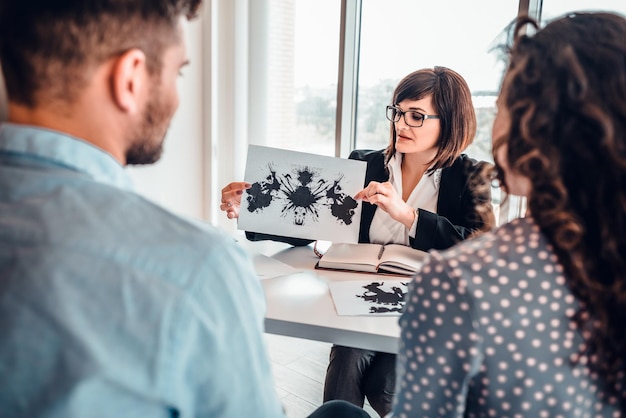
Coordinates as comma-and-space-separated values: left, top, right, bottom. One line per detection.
316, 243, 427, 276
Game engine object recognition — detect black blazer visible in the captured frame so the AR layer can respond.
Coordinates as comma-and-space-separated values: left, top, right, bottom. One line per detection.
350, 149, 492, 251
246, 149, 493, 252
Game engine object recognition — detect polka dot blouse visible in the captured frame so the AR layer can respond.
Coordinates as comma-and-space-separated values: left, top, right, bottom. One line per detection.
391, 217, 622, 418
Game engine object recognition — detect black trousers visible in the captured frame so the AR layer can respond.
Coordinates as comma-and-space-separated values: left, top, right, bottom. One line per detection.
323, 345, 396, 417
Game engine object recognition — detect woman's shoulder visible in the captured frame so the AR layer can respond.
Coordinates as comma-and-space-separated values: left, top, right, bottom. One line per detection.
446, 153, 492, 175
438, 217, 540, 259
439, 216, 541, 245
440, 155, 494, 197
348, 148, 386, 163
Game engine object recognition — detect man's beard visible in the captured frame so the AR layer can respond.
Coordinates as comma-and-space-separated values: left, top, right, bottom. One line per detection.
126, 92, 173, 165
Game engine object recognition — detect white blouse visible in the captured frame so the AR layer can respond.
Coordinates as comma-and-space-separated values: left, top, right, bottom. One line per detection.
368, 152, 441, 246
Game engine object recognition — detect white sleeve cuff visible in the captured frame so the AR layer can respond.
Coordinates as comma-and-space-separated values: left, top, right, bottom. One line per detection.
408, 208, 419, 238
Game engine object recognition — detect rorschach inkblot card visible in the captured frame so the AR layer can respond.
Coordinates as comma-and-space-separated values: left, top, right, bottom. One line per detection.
328, 280, 409, 316
238, 145, 366, 243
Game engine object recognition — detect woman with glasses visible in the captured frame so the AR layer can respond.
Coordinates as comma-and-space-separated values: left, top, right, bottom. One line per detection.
220, 66, 495, 417
391, 13, 626, 417
322, 67, 495, 417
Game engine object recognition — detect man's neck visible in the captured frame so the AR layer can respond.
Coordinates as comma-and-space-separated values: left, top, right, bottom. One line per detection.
7, 102, 127, 164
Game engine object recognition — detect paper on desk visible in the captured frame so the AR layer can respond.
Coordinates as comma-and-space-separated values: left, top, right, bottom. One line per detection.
252, 254, 302, 280
328, 280, 410, 316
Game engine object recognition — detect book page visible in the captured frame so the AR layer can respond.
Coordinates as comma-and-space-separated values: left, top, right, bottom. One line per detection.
319, 243, 382, 266
379, 244, 427, 273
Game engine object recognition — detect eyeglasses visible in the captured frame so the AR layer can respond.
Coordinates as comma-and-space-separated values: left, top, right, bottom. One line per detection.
386, 105, 440, 128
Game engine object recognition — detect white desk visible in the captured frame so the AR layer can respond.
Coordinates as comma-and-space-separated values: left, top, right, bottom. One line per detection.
245, 240, 401, 354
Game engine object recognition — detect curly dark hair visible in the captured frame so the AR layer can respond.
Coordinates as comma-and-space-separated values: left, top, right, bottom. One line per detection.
0, 0, 202, 107
494, 12, 626, 407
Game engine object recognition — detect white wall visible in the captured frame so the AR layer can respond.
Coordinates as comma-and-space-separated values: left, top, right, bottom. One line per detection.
211, 0, 251, 234
127, 16, 209, 222
129, 0, 250, 236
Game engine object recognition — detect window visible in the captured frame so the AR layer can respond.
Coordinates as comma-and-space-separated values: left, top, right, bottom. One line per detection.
246, 0, 625, 159
225, 0, 626, 224
541, 0, 626, 23
258, 0, 341, 156
355, 0, 519, 167
249, 0, 523, 224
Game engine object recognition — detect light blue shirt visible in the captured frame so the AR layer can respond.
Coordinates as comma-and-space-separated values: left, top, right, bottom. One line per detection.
0, 123, 286, 418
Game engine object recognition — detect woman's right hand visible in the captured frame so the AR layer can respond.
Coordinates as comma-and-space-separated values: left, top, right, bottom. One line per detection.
354, 181, 416, 229
220, 182, 251, 219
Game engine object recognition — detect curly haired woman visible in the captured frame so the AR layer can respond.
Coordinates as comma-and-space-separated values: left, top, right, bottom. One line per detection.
391, 12, 626, 417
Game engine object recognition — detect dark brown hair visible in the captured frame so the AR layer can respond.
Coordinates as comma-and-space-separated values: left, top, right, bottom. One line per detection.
0, 0, 202, 107
494, 12, 626, 407
384, 66, 477, 172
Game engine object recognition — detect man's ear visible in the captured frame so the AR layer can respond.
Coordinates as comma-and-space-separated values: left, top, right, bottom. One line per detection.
110, 49, 148, 114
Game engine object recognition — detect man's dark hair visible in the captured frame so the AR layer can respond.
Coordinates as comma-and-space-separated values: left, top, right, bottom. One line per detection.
0, 0, 202, 107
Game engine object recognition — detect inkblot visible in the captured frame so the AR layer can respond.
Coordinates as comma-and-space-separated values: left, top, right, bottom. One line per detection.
246, 164, 359, 226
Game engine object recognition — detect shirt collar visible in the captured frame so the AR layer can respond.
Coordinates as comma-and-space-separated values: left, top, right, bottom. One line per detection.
387, 152, 441, 189
0, 123, 134, 191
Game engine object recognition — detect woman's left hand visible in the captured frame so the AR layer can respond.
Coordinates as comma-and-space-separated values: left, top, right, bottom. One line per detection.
354, 181, 416, 229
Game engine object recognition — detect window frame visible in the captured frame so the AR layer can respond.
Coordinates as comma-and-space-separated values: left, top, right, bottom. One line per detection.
334, 0, 542, 157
